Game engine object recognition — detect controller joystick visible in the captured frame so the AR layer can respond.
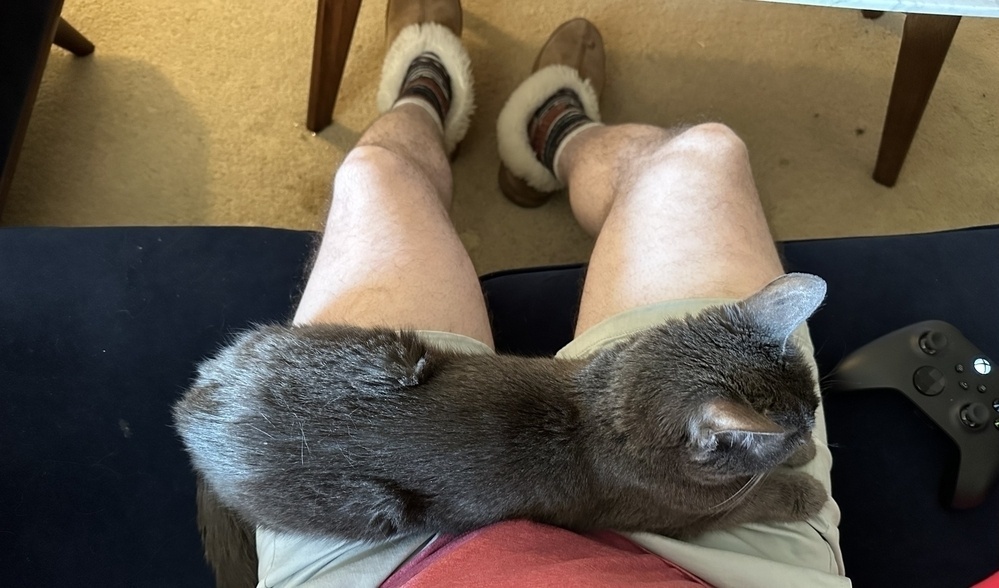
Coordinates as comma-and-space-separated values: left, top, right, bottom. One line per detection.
960, 403, 991, 429
919, 331, 948, 355
828, 320, 999, 509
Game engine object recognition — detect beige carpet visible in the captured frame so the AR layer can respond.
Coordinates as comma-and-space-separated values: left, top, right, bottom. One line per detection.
4, 0, 998, 274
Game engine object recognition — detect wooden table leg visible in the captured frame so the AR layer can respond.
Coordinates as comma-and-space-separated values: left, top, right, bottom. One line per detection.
306, 0, 363, 132
873, 13, 960, 187
1, 0, 66, 218
53, 17, 94, 56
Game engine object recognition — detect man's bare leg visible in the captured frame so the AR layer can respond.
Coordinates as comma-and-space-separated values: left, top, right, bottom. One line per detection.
257, 103, 492, 588
294, 102, 492, 347
553, 120, 844, 577
257, 9, 490, 587
493, 17, 780, 320
556, 122, 784, 334
495, 14, 843, 579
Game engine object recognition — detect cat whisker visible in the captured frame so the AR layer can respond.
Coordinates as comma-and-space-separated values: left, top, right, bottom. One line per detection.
705, 472, 766, 515
818, 371, 841, 388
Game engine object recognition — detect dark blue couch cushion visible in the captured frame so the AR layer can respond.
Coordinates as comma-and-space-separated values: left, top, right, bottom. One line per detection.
1, 226, 996, 587
0, 227, 314, 587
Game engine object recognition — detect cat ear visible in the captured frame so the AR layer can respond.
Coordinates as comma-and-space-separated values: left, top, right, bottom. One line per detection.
693, 398, 784, 452
738, 273, 826, 351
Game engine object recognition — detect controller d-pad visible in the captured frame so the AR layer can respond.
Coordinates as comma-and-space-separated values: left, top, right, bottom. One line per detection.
914, 366, 946, 396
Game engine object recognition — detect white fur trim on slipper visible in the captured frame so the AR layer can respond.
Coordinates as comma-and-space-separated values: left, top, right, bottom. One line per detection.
496, 64, 601, 193
377, 23, 474, 155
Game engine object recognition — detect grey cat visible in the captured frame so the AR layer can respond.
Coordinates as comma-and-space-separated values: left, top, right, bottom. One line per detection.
173, 273, 829, 550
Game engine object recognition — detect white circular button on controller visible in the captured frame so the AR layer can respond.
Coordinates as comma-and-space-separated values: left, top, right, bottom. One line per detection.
973, 357, 992, 375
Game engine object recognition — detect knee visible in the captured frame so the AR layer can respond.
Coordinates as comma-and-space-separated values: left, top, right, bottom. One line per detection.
337, 145, 452, 198
339, 145, 409, 177
340, 145, 436, 180
666, 122, 749, 163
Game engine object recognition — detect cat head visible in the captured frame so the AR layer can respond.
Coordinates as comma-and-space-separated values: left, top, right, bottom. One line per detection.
615, 273, 826, 480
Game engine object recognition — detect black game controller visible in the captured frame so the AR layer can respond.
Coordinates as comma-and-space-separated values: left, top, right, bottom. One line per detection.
828, 320, 999, 509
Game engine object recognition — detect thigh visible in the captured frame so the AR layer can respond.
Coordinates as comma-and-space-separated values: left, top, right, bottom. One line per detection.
256, 529, 434, 588
294, 144, 493, 348
571, 123, 784, 336
256, 329, 492, 586
559, 124, 846, 581
263, 108, 493, 584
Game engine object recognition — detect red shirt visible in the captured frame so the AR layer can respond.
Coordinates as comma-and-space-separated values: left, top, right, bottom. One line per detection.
382, 520, 712, 587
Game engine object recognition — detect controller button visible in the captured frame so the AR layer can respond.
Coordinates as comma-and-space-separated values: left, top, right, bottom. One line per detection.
961, 403, 990, 429
919, 331, 948, 355
960, 381, 969, 390
974, 357, 993, 375
993, 399, 999, 412
913, 366, 946, 396
955, 364, 965, 373
979, 384, 988, 394
995, 419, 999, 431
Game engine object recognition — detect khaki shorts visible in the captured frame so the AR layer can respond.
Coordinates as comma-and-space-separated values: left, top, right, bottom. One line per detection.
256, 299, 850, 588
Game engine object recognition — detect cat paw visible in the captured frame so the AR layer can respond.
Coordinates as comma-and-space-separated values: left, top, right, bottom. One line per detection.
782, 438, 817, 468
790, 473, 828, 519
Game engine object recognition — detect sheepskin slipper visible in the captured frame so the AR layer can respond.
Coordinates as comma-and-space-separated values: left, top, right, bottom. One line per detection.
496, 64, 601, 194
377, 22, 474, 155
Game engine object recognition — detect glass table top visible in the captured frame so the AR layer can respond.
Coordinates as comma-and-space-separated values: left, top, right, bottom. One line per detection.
757, 0, 999, 18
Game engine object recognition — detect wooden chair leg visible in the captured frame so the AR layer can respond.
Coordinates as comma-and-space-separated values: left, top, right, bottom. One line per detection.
873, 13, 960, 187
306, 0, 364, 132
53, 18, 95, 56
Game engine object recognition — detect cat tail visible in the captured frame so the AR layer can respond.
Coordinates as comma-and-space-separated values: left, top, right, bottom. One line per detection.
196, 473, 258, 588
